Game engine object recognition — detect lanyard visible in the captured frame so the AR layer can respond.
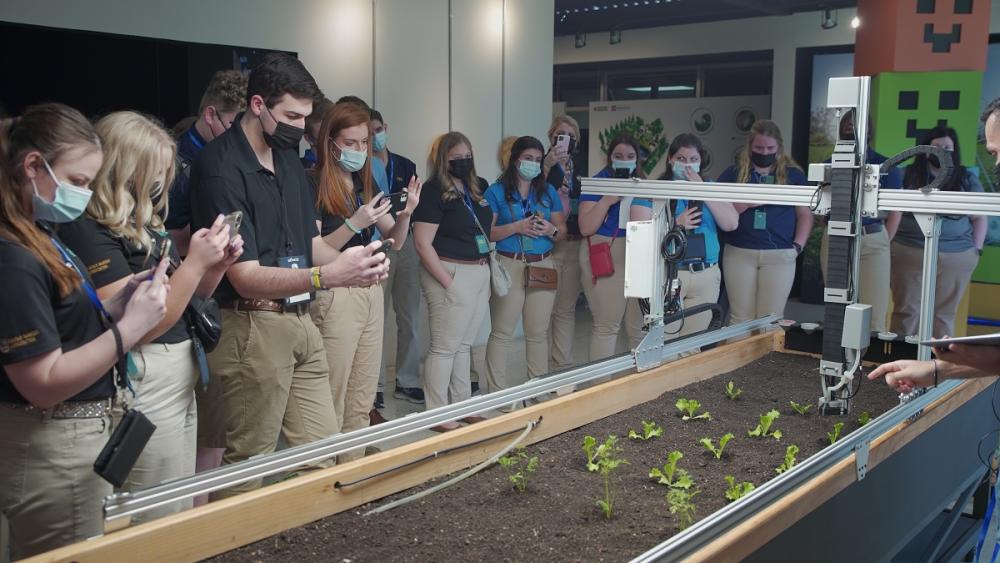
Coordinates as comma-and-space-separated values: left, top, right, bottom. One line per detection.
187, 129, 205, 151
460, 186, 479, 220
387, 155, 396, 192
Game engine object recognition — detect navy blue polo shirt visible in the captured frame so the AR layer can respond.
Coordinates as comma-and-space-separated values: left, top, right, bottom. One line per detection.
165, 125, 208, 231
718, 165, 807, 250
823, 148, 902, 226
384, 152, 418, 195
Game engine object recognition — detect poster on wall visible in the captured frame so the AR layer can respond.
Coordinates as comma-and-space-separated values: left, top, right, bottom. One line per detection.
587, 96, 771, 180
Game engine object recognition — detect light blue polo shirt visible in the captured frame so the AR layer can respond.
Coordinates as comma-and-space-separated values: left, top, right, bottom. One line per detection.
485, 182, 563, 254
675, 199, 721, 265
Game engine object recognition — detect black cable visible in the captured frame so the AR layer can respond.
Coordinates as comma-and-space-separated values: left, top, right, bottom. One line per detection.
809, 183, 825, 213
843, 362, 863, 400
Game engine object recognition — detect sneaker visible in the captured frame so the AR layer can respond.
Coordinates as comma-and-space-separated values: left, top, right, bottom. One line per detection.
393, 387, 425, 404
470, 381, 480, 396
373, 392, 385, 409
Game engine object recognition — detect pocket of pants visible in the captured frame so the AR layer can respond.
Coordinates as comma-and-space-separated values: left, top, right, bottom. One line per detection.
236, 312, 256, 363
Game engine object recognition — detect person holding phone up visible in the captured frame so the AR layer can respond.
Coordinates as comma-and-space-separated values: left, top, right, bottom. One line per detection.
484, 136, 566, 393
0, 104, 170, 557
308, 102, 420, 459
58, 112, 243, 520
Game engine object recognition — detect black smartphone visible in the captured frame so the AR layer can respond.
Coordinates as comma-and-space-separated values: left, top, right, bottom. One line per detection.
388, 191, 408, 215
613, 167, 632, 179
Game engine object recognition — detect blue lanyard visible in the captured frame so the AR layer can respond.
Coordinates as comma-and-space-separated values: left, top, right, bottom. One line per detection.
519, 195, 532, 219
387, 156, 395, 192
461, 187, 478, 219
186, 129, 205, 151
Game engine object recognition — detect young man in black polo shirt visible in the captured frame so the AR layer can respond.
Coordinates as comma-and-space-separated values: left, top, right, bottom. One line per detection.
189, 53, 390, 498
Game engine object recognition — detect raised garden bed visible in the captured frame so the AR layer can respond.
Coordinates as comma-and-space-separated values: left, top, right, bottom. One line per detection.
214, 352, 899, 562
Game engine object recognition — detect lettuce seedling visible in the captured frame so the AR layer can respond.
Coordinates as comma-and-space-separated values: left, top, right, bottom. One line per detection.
498, 447, 539, 493
666, 487, 700, 530
583, 435, 628, 519
676, 398, 711, 421
628, 420, 664, 441
650, 450, 693, 489
724, 475, 754, 502
700, 432, 734, 460
789, 401, 812, 415
748, 409, 782, 440
827, 422, 845, 445
724, 381, 742, 401
858, 411, 871, 426
775, 444, 799, 474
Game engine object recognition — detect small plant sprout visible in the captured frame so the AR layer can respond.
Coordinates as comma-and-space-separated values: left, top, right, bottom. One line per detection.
676, 398, 711, 421
582, 435, 628, 520
775, 445, 800, 474
724, 381, 742, 401
858, 411, 872, 426
497, 447, 539, 493
827, 422, 845, 445
667, 487, 700, 530
724, 475, 755, 502
628, 420, 664, 441
700, 432, 735, 460
650, 450, 693, 489
789, 401, 812, 416
747, 409, 782, 441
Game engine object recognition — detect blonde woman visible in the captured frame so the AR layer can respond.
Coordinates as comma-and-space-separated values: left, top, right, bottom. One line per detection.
412, 132, 492, 431
308, 102, 420, 459
717, 120, 812, 325
59, 111, 241, 521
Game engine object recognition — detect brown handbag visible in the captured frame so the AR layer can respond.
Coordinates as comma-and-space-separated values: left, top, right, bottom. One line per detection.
506, 199, 558, 290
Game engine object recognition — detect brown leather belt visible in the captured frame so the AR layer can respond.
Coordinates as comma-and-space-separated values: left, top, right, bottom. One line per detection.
221, 298, 310, 315
497, 250, 552, 263
440, 256, 488, 266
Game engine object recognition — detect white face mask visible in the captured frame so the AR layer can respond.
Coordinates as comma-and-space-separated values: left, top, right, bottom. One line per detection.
31, 159, 92, 223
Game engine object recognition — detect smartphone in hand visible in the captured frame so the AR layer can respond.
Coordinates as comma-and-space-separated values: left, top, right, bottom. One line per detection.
223, 211, 243, 241
388, 191, 409, 215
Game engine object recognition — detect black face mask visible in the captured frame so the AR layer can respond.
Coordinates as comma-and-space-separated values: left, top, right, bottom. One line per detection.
750, 151, 777, 168
260, 106, 305, 151
448, 157, 475, 179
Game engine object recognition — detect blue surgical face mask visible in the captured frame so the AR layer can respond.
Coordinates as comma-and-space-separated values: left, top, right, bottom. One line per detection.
335, 143, 368, 173
31, 159, 92, 223
517, 159, 541, 180
373, 130, 388, 153
611, 159, 636, 173
671, 161, 700, 180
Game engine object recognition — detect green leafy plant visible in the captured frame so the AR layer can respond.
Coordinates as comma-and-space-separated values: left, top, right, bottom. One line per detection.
724, 381, 742, 401
724, 475, 755, 502
748, 409, 782, 441
497, 447, 539, 493
700, 432, 735, 460
858, 411, 872, 426
583, 435, 628, 519
650, 450, 693, 489
775, 445, 800, 474
789, 401, 812, 416
676, 398, 711, 421
827, 422, 845, 445
666, 487, 701, 531
628, 420, 664, 441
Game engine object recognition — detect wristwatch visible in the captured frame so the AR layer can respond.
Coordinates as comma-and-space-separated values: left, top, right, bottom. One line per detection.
552, 227, 560, 238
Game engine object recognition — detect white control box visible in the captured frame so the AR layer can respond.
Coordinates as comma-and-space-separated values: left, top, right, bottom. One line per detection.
624, 220, 656, 299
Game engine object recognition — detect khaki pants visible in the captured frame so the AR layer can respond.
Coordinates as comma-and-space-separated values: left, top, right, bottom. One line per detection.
890, 243, 980, 337
208, 308, 336, 499
379, 237, 424, 391
820, 226, 891, 332
549, 238, 582, 371
124, 341, 198, 522
486, 255, 557, 392
666, 264, 722, 339
722, 245, 798, 325
420, 261, 490, 411
579, 234, 644, 361
310, 285, 384, 462
0, 406, 112, 559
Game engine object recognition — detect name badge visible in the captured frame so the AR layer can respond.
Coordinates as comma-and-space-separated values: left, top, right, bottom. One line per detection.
521, 235, 534, 252
278, 255, 311, 304
474, 234, 490, 254
753, 209, 767, 230
759, 175, 776, 184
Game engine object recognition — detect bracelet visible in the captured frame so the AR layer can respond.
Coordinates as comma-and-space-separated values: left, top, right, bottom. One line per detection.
344, 219, 363, 235
310, 266, 325, 291
932, 358, 939, 388
110, 323, 124, 359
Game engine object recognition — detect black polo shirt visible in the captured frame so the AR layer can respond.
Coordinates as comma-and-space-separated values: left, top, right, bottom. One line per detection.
0, 227, 115, 403
310, 173, 374, 248
412, 177, 492, 261
189, 113, 319, 303
385, 152, 418, 195
58, 216, 189, 344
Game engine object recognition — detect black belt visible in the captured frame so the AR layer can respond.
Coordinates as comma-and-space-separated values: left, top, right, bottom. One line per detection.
221, 298, 310, 315
862, 222, 883, 235
680, 262, 717, 273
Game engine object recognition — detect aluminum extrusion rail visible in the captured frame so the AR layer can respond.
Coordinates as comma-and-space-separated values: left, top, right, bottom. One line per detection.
582, 177, 818, 206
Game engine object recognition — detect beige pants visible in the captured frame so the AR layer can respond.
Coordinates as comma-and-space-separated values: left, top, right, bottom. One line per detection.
379, 237, 424, 391
0, 406, 112, 559
549, 238, 582, 371
486, 255, 557, 392
666, 265, 722, 339
579, 234, 644, 361
820, 227, 891, 332
420, 261, 490, 411
723, 246, 798, 325
208, 308, 336, 499
890, 243, 980, 337
124, 341, 198, 522
310, 285, 384, 462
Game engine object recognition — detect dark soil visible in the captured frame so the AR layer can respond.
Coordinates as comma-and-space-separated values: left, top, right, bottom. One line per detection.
212, 353, 899, 563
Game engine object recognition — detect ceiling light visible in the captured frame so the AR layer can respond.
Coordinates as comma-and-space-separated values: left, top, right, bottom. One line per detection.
658, 85, 694, 91
821, 8, 838, 30
851, 16, 861, 28
627, 87, 653, 92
